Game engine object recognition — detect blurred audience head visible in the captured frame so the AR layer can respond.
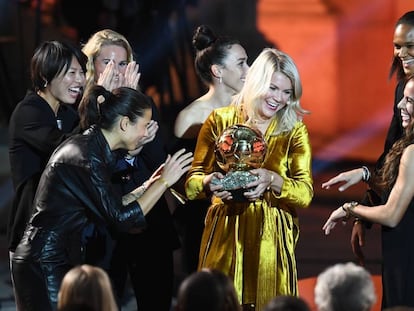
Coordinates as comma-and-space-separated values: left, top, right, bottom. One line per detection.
175, 268, 241, 311
314, 262, 376, 311
57, 264, 118, 311
263, 295, 310, 311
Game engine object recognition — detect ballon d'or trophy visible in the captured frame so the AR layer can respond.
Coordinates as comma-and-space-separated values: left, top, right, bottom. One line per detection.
211, 124, 267, 201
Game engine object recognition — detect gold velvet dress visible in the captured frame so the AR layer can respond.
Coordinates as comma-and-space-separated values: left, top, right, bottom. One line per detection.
185, 106, 313, 311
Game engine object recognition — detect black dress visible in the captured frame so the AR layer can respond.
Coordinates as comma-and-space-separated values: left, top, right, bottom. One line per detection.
378, 80, 414, 308
381, 198, 414, 308
364, 80, 414, 308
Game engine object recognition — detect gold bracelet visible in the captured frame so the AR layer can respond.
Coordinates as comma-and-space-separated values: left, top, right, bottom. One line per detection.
342, 201, 358, 220
348, 201, 358, 215
159, 177, 170, 189
341, 203, 350, 220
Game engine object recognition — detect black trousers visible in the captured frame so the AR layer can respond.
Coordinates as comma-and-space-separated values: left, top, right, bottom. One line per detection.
109, 232, 174, 311
12, 257, 69, 311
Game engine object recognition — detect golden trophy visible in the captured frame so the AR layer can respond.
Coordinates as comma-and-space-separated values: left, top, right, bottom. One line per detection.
211, 124, 267, 201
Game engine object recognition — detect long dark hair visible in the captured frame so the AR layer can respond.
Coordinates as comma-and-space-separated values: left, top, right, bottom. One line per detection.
31, 40, 87, 92
78, 85, 151, 130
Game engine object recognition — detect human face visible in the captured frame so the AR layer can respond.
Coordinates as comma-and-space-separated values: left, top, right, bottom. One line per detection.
48, 56, 85, 104
393, 23, 414, 76
123, 108, 152, 151
94, 45, 128, 81
258, 72, 293, 120
221, 44, 249, 94
397, 79, 414, 128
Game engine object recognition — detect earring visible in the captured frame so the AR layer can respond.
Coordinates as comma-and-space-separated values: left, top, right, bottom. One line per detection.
43, 80, 48, 88
219, 77, 222, 84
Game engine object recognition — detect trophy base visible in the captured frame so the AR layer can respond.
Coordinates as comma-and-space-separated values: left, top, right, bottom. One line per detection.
228, 188, 252, 202
211, 171, 258, 202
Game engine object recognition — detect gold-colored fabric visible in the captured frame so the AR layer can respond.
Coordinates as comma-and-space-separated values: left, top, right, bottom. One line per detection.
185, 106, 313, 311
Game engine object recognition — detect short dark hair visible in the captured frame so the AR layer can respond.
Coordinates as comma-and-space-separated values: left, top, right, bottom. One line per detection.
31, 40, 87, 92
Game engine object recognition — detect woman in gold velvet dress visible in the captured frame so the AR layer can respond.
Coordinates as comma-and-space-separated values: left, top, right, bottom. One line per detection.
185, 48, 314, 311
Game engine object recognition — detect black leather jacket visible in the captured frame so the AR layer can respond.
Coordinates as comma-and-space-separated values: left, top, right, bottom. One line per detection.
12, 126, 146, 310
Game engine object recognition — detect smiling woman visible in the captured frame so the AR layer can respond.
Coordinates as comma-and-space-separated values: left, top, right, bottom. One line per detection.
7, 39, 88, 311
10, 85, 194, 311
185, 48, 313, 311
398, 78, 414, 128
322, 75, 414, 309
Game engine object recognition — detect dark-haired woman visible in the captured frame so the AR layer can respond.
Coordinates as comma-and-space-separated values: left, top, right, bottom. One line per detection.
321, 11, 414, 265
323, 75, 414, 308
172, 25, 249, 274
11, 86, 193, 311
8, 40, 87, 255
7, 40, 87, 311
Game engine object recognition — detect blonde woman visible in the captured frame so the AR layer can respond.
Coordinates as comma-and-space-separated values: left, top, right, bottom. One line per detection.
81, 29, 140, 95
185, 48, 313, 310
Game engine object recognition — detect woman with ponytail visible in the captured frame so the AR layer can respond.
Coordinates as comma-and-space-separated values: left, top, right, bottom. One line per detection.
11, 86, 193, 311
172, 25, 249, 274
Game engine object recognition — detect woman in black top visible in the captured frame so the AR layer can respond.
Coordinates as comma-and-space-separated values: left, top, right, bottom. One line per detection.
8, 40, 87, 253
11, 86, 193, 311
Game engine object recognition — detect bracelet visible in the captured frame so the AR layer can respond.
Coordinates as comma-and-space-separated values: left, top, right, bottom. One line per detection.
159, 177, 170, 189
361, 166, 370, 182
267, 173, 274, 191
341, 204, 349, 220
341, 201, 359, 220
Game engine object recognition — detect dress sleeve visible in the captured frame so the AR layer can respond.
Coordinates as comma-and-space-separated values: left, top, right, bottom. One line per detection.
274, 122, 314, 209
185, 111, 221, 200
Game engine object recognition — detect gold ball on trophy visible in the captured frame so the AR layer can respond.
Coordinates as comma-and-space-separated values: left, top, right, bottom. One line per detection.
215, 124, 267, 173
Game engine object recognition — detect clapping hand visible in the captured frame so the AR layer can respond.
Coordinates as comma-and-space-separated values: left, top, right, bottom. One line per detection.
123, 61, 141, 90
97, 60, 123, 91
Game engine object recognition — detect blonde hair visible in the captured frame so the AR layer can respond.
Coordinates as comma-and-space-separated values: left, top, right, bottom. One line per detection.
57, 264, 118, 311
82, 29, 134, 92
234, 48, 309, 135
